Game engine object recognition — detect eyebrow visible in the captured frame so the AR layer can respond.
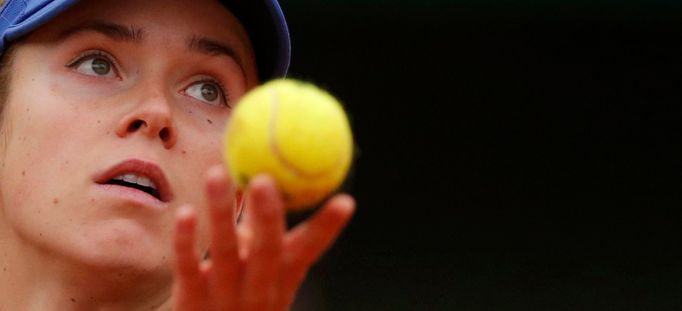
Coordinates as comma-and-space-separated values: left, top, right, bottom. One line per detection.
187, 36, 244, 70
58, 20, 245, 73
59, 21, 144, 42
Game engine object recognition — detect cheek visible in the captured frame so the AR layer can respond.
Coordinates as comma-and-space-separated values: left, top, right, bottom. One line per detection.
179, 113, 226, 178
0, 119, 77, 249
5, 100, 92, 175
6, 59, 98, 151
1, 131, 60, 225
177, 134, 227, 248
0, 76, 99, 215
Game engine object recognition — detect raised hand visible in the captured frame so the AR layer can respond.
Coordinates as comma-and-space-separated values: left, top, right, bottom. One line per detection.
171, 165, 355, 310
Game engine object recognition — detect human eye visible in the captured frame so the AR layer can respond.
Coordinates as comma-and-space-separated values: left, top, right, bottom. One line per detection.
66, 50, 119, 79
184, 79, 230, 108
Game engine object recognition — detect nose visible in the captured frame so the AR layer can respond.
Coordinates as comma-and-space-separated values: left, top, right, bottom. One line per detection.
116, 91, 178, 149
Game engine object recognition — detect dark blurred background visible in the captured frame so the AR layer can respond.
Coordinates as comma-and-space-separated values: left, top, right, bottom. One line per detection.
279, 1, 682, 310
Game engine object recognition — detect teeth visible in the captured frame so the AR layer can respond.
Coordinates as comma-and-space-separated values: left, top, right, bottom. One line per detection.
136, 176, 153, 188
113, 173, 158, 190
122, 174, 138, 184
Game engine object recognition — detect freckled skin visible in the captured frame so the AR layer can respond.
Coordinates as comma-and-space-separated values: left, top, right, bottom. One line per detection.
0, 0, 258, 259
0, 0, 259, 308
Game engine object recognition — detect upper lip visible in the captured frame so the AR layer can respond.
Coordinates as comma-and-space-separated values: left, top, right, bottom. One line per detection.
93, 158, 173, 203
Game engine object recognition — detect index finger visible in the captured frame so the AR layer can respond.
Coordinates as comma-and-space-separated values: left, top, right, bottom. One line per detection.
204, 166, 240, 308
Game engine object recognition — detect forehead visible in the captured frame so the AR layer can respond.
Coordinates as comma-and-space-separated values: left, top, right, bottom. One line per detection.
83, 0, 246, 39
24, 0, 254, 61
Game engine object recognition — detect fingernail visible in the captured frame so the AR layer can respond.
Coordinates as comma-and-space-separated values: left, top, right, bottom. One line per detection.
336, 195, 356, 214
250, 174, 275, 189
177, 205, 194, 220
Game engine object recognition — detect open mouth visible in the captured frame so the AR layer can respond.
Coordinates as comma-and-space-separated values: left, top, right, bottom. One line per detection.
106, 173, 161, 200
94, 159, 173, 203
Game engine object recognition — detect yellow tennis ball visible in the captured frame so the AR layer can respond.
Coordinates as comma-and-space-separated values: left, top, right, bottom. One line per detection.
223, 79, 354, 210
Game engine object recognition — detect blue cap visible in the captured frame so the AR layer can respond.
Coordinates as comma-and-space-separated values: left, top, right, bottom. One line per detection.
0, 0, 291, 81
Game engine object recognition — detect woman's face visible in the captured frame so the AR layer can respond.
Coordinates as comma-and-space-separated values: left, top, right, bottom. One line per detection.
0, 0, 257, 276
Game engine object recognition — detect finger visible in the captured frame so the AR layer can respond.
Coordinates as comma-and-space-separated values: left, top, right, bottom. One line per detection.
236, 189, 246, 223
172, 205, 207, 308
204, 165, 240, 309
242, 175, 285, 311
277, 194, 355, 309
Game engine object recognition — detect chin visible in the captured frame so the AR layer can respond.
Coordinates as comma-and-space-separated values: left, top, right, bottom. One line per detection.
67, 219, 172, 276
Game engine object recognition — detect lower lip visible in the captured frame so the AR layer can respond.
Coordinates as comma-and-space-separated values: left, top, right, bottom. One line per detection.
95, 184, 169, 210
